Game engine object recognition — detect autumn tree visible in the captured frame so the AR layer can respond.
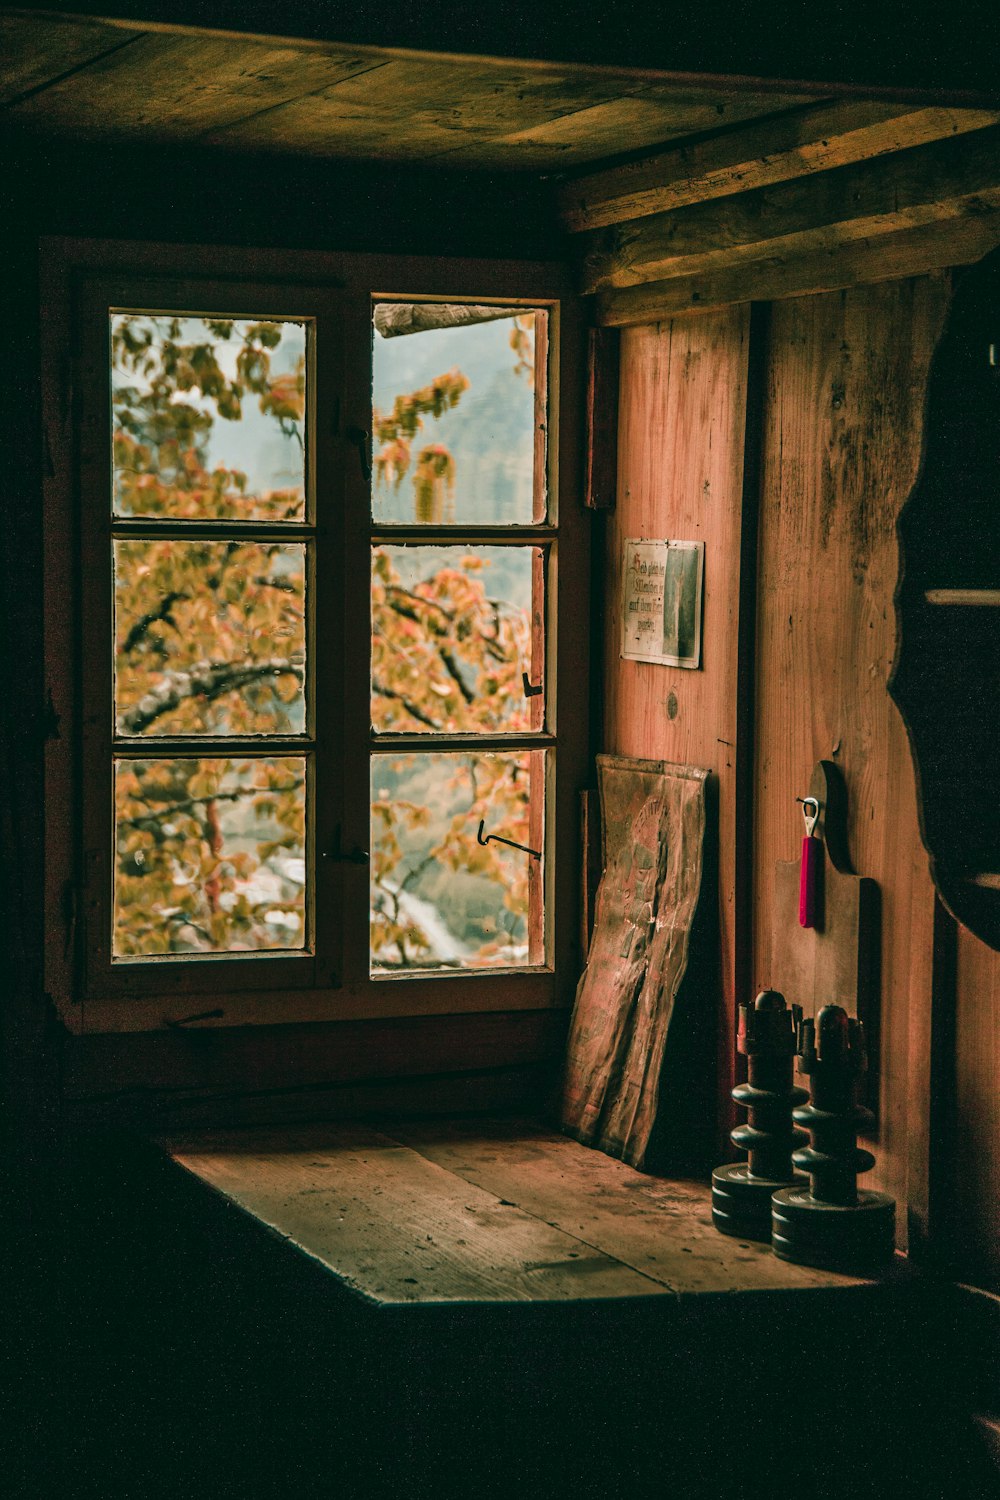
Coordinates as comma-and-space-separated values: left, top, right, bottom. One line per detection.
112, 309, 539, 968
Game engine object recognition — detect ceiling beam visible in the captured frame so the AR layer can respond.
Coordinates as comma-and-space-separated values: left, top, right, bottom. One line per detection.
595, 210, 1000, 325
581, 122, 1000, 293
559, 102, 1000, 232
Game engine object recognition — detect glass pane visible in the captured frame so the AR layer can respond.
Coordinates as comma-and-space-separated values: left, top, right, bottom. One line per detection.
372, 304, 541, 526
114, 756, 306, 957
372, 545, 544, 734
115, 540, 306, 736
370, 750, 545, 974
112, 313, 307, 521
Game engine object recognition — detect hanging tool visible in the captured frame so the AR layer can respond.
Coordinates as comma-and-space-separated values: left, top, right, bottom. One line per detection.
797, 795, 821, 929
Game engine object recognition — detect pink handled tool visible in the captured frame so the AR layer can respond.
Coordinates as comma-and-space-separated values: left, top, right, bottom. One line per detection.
798, 796, 821, 928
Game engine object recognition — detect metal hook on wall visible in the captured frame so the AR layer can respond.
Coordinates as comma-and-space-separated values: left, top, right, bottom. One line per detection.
476, 820, 541, 860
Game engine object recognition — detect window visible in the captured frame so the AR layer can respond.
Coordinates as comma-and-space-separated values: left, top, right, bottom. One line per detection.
44, 243, 588, 1035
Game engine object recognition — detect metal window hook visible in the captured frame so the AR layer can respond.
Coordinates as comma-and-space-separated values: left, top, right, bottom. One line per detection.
796, 795, 820, 837
476, 820, 541, 860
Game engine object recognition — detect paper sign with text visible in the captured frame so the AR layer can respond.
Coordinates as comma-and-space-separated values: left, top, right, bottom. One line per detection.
621, 539, 704, 668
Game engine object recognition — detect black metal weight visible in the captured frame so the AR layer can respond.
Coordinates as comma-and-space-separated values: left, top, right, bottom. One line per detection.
712, 990, 808, 1241
772, 1004, 895, 1272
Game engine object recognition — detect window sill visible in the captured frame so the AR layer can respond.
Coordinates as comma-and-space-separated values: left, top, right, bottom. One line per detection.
161, 1115, 901, 1307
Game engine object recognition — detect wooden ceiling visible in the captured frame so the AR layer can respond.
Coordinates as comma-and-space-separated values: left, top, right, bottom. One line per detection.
0, 10, 823, 172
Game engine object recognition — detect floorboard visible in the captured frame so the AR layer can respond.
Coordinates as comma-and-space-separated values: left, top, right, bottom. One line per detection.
167, 1117, 868, 1304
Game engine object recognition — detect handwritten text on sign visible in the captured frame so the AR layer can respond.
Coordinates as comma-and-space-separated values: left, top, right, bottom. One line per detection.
621, 539, 704, 668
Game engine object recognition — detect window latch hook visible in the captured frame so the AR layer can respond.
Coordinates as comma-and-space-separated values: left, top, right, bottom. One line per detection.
476, 819, 541, 861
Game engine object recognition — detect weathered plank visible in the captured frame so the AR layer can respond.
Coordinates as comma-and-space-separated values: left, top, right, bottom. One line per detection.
604, 309, 750, 1136
752, 278, 949, 1247
7, 31, 385, 138
201, 57, 651, 159
560, 101, 1000, 231
167, 1123, 666, 1304
561, 755, 710, 1170
0, 13, 144, 106
428, 85, 815, 171
394, 1117, 862, 1294
596, 213, 1000, 324
582, 122, 1000, 292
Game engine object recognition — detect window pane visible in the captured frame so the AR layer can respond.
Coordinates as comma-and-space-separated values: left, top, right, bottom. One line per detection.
112, 313, 307, 521
372, 545, 544, 734
370, 750, 545, 974
372, 304, 542, 525
114, 756, 306, 957
114, 540, 306, 736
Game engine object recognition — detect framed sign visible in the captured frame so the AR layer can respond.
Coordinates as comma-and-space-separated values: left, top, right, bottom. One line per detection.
621, 539, 704, 668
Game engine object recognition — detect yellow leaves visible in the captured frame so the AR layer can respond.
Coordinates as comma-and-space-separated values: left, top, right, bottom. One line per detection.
509, 313, 536, 387
114, 755, 306, 956
260, 370, 305, 423
112, 314, 306, 522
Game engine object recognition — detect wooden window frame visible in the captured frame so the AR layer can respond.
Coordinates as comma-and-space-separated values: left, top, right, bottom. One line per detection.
41, 237, 589, 1038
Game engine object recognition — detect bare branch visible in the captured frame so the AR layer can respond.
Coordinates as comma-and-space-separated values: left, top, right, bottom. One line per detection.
120, 591, 188, 654
371, 679, 442, 730
120, 657, 303, 734
437, 647, 476, 703
118, 776, 304, 830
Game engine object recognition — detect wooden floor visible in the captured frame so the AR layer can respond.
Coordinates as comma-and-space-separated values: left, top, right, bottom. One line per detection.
166, 1116, 868, 1305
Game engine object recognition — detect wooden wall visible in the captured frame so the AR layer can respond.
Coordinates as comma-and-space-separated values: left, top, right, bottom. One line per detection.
753, 278, 948, 1241
603, 308, 751, 1126
605, 273, 1000, 1277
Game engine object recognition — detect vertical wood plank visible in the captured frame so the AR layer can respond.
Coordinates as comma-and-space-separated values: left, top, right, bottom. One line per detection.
584, 327, 620, 510
604, 307, 750, 1149
752, 276, 951, 1246
952, 927, 1000, 1289
533, 307, 550, 523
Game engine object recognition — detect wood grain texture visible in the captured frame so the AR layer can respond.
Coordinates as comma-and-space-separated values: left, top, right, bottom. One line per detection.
427, 86, 814, 171
168, 1118, 865, 1303
560, 102, 1000, 231
582, 123, 1000, 293
771, 760, 880, 1043
596, 212, 1000, 325
395, 1117, 861, 1294
561, 756, 709, 1170
0, 13, 143, 105
168, 1122, 664, 1304
752, 278, 951, 1247
1, 19, 812, 171
603, 309, 750, 1137
952, 928, 1000, 1290
7, 32, 385, 139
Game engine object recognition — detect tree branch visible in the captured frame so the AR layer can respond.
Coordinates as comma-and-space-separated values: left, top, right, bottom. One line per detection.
118, 776, 304, 830
437, 646, 476, 703
120, 658, 303, 734
382, 594, 509, 663
371, 680, 443, 730
120, 591, 188, 654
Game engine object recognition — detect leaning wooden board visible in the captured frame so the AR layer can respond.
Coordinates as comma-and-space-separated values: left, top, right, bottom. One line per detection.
561, 754, 713, 1171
